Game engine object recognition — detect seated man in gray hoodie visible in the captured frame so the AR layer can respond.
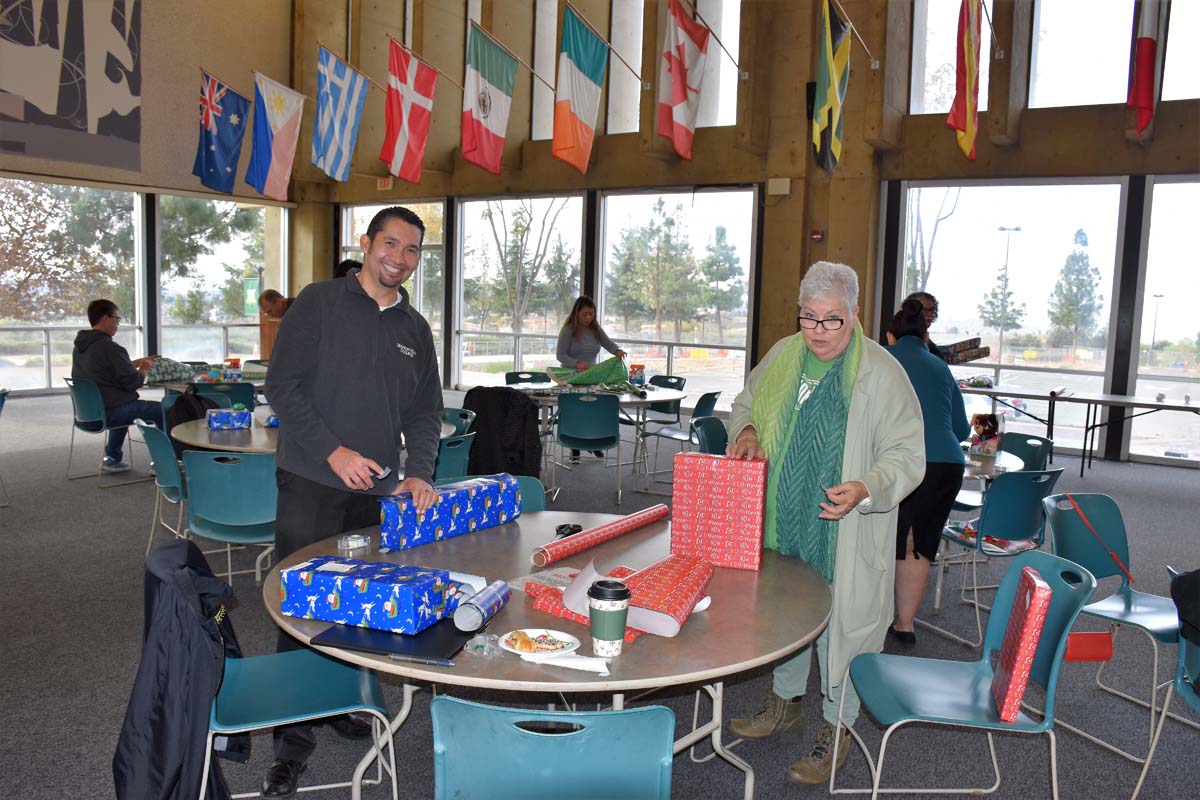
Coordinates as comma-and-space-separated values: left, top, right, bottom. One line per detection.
71, 299, 160, 473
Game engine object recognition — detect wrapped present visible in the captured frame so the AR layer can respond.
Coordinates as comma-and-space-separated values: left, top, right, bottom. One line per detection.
206, 407, 252, 430
941, 337, 982, 355
671, 452, 766, 570
944, 346, 990, 365
379, 473, 522, 551
526, 565, 648, 643
622, 554, 714, 636
279, 556, 471, 634
992, 566, 1052, 722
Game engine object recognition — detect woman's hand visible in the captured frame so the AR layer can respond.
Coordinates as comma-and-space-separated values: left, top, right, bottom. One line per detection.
615, 348, 627, 359
727, 428, 765, 460
819, 480, 869, 520
575, 360, 589, 371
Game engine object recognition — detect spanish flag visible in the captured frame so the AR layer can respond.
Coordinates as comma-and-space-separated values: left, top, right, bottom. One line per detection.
945, 0, 981, 160
1127, 0, 1164, 134
811, 0, 851, 174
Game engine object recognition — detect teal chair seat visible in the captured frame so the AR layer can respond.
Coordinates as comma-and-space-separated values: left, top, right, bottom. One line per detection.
182, 451, 276, 584
1082, 586, 1180, 642
555, 393, 622, 504
505, 371, 550, 385
442, 407, 477, 436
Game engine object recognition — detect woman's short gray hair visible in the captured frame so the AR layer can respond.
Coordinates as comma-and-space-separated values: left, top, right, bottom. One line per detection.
799, 261, 859, 312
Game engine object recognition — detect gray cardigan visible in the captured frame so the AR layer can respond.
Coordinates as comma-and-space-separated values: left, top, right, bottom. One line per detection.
556, 325, 619, 368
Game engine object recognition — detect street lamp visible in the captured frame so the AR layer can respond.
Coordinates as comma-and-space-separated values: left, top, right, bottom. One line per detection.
995, 226, 1022, 367
1150, 293, 1163, 366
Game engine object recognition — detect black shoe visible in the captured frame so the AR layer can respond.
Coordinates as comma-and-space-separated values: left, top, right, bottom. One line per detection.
262, 759, 306, 798
888, 624, 916, 646
327, 711, 374, 740
591, 450, 605, 458
569, 449, 581, 464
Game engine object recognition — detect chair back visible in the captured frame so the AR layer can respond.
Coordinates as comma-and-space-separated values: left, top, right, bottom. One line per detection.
1042, 493, 1133, 584
557, 393, 619, 445
430, 696, 674, 800
981, 551, 1096, 716
182, 451, 277, 526
196, 382, 255, 409
0, 387, 8, 415
975, 468, 1063, 544
505, 371, 550, 385
434, 433, 476, 481
691, 416, 728, 455
136, 422, 185, 498
443, 407, 477, 436
1178, 634, 1200, 717
1000, 432, 1054, 470
63, 377, 108, 428
690, 390, 720, 420
435, 474, 546, 512
647, 374, 686, 418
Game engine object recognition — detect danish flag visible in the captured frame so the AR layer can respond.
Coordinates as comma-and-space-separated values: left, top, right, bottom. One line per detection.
380, 40, 438, 183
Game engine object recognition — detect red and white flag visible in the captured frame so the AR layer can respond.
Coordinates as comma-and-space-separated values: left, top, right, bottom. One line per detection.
656, 0, 710, 160
1127, 0, 1164, 134
380, 40, 438, 183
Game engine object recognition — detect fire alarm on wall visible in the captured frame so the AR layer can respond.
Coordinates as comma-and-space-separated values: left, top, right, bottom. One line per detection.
810, 229, 825, 242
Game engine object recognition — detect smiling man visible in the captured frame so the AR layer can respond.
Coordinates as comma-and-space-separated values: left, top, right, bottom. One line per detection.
261, 206, 443, 797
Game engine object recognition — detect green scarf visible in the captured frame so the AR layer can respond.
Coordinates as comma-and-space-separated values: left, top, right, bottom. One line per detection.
751, 324, 862, 580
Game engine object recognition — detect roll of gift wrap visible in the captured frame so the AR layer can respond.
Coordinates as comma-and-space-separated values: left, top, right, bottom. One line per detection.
530, 504, 670, 566
452, 579, 512, 631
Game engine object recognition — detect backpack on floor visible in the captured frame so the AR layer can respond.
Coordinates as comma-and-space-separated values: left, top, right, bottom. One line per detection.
165, 386, 218, 459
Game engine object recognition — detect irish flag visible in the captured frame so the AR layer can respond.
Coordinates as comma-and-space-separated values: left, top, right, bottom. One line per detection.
245, 73, 304, 201
552, 5, 608, 174
462, 23, 517, 175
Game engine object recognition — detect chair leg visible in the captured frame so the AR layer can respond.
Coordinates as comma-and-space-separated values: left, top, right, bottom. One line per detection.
615, 441, 622, 506
197, 731, 216, 800
255, 546, 275, 585
914, 548, 985, 648
226, 544, 234, 584
1047, 730, 1059, 800
1131, 684, 1174, 800
0, 471, 8, 508
146, 492, 162, 555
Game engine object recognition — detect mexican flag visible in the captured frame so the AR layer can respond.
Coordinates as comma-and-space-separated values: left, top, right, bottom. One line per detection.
462, 23, 517, 174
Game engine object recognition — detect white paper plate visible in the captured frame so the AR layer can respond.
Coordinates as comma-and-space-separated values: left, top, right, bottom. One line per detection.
499, 628, 580, 657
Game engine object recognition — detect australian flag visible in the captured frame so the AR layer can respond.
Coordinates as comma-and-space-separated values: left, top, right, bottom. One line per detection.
192, 72, 250, 193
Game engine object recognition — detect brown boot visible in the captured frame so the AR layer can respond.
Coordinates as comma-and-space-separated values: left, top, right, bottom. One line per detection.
729, 690, 804, 739
786, 721, 851, 784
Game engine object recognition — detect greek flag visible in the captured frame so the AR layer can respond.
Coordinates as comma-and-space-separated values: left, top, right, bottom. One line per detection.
312, 45, 368, 182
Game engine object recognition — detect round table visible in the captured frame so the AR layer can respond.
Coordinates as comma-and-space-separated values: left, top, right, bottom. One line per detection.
264, 510, 831, 799
169, 419, 456, 455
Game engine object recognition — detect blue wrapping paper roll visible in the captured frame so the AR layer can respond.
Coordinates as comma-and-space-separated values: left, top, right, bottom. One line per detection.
452, 579, 511, 631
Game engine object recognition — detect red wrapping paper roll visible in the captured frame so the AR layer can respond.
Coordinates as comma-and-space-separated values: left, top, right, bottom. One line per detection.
530, 504, 670, 566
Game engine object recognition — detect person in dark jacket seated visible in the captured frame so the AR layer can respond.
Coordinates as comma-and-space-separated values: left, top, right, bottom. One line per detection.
71, 299, 161, 473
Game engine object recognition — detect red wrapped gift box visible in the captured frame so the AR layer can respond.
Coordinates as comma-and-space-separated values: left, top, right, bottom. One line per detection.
525, 566, 647, 642
991, 566, 1052, 723
671, 452, 766, 571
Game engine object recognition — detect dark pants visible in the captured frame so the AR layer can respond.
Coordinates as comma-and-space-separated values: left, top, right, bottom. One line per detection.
272, 468, 381, 764
103, 399, 163, 461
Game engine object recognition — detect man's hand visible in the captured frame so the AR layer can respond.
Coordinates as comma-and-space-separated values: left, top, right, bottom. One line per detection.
327, 445, 384, 491
394, 477, 437, 512
726, 427, 765, 460
132, 355, 160, 374
819, 480, 869, 521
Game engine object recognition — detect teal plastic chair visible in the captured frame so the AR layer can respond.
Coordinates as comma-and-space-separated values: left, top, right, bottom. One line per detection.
430, 696, 674, 800
1042, 493, 1195, 762
1131, 620, 1200, 799
435, 474, 546, 512
832, 551, 1095, 799
195, 382, 255, 409
182, 451, 276, 584
690, 416, 729, 455
442, 407, 477, 436
1001, 432, 1054, 470
0, 388, 8, 507
137, 422, 188, 555
199, 648, 397, 800
556, 393, 622, 504
505, 371, 550, 385
433, 433, 476, 481
641, 391, 721, 486
63, 377, 151, 487
922, 468, 1064, 647
645, 374, 687, 425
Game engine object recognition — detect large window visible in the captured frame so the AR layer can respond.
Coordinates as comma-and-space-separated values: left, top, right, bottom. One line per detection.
899, 182, 1123, 450
607, 0, 645, 135
1162, 0, 1200, 101
1029, 0, 1134, 108
1131, 180, 1200, 461
458, 195, 583, 386
910, 0, 992, 115
342, 202, 446, 376
599, 188, 755, 412
694, 0, 741, 128
0, 178, 140, 391
158, 196, 285, 365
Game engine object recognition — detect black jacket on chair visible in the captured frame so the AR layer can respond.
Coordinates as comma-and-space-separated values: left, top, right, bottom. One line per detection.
113, 540, 248, 800
463, 386, 542, 478
1172, 568, 1200, 647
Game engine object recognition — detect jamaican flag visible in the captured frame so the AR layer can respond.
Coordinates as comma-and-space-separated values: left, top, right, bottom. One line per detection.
811, 0, 851, 174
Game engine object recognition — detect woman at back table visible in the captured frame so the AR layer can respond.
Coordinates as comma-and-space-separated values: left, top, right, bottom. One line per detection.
555, 296, 626, 370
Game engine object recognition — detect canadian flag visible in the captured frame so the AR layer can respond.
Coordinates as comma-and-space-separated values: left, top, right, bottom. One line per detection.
380, 40, 438, 183
1127, 0, 1164, 135
656, 0, 710, 160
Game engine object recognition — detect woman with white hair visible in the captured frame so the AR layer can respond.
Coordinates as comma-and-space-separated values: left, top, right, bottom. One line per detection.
726, 261, 925, 785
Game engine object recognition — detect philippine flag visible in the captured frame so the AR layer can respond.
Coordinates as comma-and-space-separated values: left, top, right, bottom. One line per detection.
245, 73, 305, 201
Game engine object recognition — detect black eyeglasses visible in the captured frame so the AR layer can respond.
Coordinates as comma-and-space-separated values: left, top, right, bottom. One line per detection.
109, 314, 123, 322
923, 305, 939, 321
798, 317, 845, 331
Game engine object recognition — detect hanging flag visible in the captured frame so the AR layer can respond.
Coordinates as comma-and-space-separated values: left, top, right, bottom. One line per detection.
313, 45, 369, 182
245, 73, 304, 201
552, 5, 608, 174
1127, 0, 1163, 134
656, 0, 710, 160
462, 23, 517, 175
812, 0, 850, 174
945, 0, 981, 160
191, 72, 250, 193
380, 40, 438, 183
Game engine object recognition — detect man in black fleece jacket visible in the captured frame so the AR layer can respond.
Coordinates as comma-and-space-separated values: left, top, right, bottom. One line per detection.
70, 299, 161, 472
261, 205, 443, 797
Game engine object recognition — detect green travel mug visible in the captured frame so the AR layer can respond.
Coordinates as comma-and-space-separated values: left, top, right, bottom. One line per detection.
587, 579, 632, 657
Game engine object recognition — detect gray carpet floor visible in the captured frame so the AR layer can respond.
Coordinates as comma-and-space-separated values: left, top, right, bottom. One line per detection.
0, 392, 1195, 799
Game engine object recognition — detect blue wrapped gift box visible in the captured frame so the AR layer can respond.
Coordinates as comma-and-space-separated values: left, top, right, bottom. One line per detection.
279, 556, 470, 634
206, 408, 252, 430
379, 473, 523, 551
